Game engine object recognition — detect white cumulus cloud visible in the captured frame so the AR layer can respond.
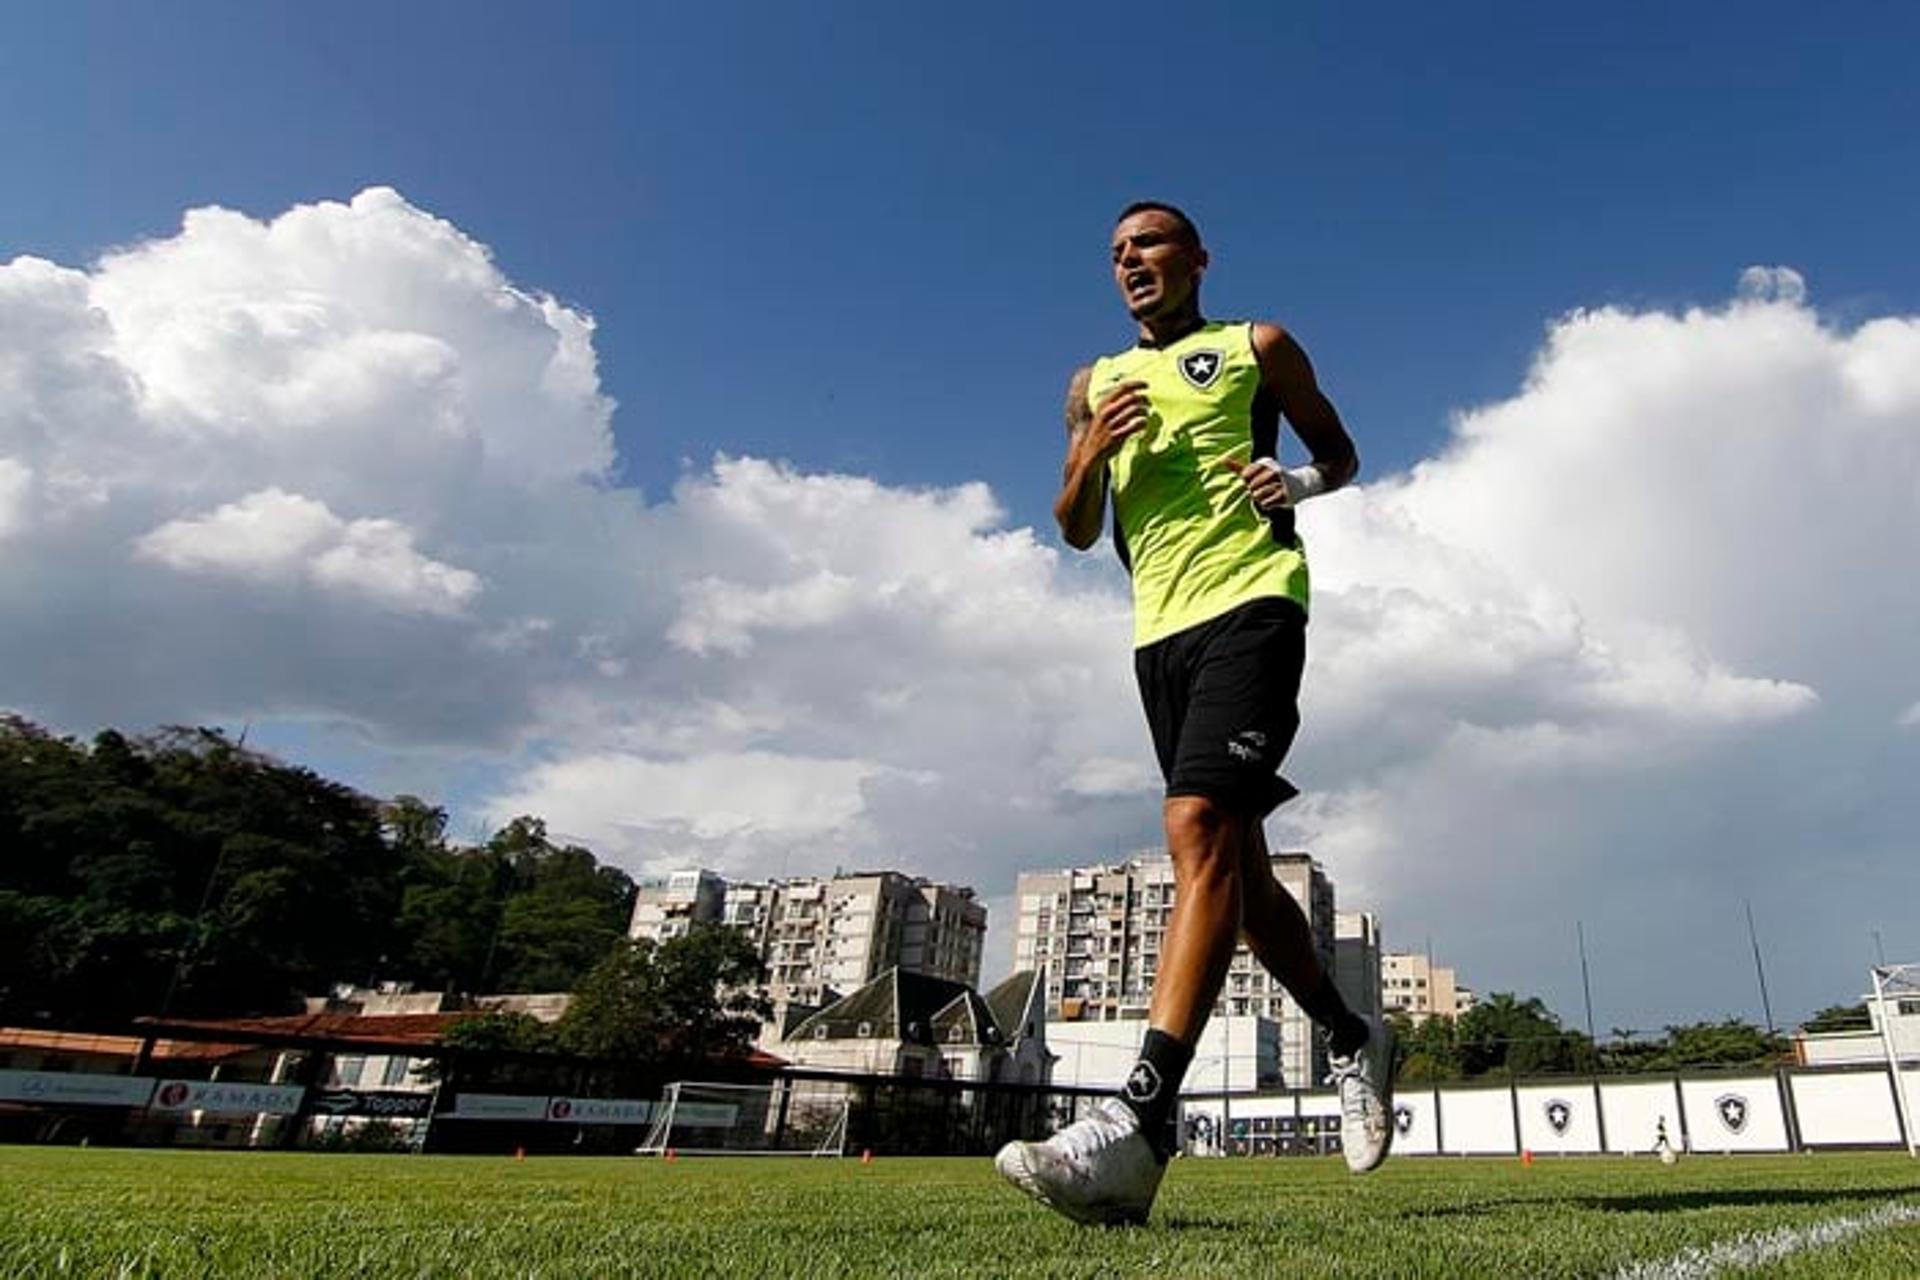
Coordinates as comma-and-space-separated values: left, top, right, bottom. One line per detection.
134, 487, 480, 616
3, 190, 1914, 1028
0, 459, 31, 539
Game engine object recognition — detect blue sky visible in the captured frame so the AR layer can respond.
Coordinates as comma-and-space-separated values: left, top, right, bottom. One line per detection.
11, 2, 1917, 522
4, 2, 1917, 1030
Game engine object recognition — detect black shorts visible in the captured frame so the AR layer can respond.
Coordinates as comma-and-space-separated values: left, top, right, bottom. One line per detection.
1134, 596, 1306, 817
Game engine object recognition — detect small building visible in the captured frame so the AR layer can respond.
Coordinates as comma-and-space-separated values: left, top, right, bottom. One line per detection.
776, 967, 1052, 1085
1382, 951, 1473, 1025
1796, 982, 1920, 1066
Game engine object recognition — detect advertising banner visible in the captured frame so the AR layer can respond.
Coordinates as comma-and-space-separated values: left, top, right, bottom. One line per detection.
450, 1093, 549, 1121
545, 1096, 654, 1125
1295, 1091, 1340, 1129
151, 1079, 305, 1115
1516, 1083, 1602, 1153
309, 1089, 436, 1119
0, 1070, 155, 1107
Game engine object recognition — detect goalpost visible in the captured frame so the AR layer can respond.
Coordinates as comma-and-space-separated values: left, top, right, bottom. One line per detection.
1871, 964, 1920, 1159
637, 1080, 850, 1157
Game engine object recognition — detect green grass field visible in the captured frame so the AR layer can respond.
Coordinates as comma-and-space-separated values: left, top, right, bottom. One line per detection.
2, 1147, 1917, 1278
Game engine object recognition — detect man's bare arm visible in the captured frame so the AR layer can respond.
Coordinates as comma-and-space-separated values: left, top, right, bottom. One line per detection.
1054, 365, 1150, 549
1251, 323, 1359, 492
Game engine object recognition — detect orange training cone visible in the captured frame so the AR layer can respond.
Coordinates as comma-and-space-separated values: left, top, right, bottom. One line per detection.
514, 1146, 525, 1162
1520, 1149, 1534, 1166
665, 1148, 677, 1162
861, 1149, 873, 1165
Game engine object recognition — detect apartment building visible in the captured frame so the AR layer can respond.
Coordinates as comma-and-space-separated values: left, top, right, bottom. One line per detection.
1381, 950, 1475, 1023
1013, 851, 1349, 1088
1334, 910, 1384, 1026
630, 869, 987, 1006
628, 869, 726, 943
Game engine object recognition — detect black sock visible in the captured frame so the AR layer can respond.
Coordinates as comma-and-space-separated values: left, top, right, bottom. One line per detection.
1118, 1028, 1193, 1161
1299, 973, 1369, 1058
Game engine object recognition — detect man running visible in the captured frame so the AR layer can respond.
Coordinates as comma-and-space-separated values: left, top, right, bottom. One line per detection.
995, 201, 1394, 1225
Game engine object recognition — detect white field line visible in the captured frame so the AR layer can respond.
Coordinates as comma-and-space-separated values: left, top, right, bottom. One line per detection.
1615, 1200, 1920, 1280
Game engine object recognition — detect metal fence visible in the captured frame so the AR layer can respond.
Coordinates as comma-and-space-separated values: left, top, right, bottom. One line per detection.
6, 1023, 1911, 1157
0, 1022, 1112, 1156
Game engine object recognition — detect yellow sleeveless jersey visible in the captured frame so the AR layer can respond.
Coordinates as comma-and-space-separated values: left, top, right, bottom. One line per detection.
1089, 320, 1310, 648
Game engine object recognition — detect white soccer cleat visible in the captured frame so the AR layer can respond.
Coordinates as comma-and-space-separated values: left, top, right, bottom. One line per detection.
994, 1098, 1165, 1226
1328, 1015, 1396, 1174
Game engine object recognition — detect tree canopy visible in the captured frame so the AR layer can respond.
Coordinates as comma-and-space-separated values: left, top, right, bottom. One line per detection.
0, 716, 635, 1024
1388, 996, 1793, 1080
555, 928, 772, 1067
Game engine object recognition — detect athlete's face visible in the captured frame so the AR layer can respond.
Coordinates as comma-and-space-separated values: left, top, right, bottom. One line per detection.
1111, 210, 1207, 321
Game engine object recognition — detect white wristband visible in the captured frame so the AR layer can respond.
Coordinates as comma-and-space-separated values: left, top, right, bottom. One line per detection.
1252, 458, 1327, 505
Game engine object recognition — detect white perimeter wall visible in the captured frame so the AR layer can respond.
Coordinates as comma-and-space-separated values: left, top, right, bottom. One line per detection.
1789, 1072, 1900, 1147
1516, 1083, 1602, 1154
1439, 1086, 1517, 1154
1600, 1079, 1681, 1154
1176, 1066, 1915, 1156
1678, 1076, 1789, 1153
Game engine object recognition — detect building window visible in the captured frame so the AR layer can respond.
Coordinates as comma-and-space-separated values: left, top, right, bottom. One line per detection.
381, 1057, 411, 1087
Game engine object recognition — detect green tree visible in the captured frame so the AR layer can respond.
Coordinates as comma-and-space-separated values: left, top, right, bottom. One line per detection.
1454, 992, 1596, 1077
556, 928, 771, 1066
439, 1010, 559, 1055
486, 822, 634, 992
1801, 1003, 1871, 1034
1597, 1029, 1667, 1075
1, 716, 642, 1024
1389, 1011, 1463, 1082
1655, 1019, 1790, 1069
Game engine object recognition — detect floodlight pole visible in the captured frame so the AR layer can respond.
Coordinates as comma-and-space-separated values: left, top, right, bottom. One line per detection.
1577, 921, 1597, 1044
1745, 900, 1775, 1035
1871, 966, 1918, 1159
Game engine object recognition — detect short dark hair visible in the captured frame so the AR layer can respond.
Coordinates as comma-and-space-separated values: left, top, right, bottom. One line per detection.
1116, 200, 1202, 248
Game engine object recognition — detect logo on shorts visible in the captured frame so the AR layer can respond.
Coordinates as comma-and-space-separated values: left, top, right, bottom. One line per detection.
1393, 1103, 1414, 1136
1544, 1098, 1573, 1136
1125, 1061, 1162, 1103
1226, 729, 1268, 763
1177, 349, 1224, 389
1714, 1093, 1748, 1134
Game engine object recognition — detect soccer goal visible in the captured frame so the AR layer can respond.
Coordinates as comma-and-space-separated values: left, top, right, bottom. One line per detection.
1871, 963, 1920, 1159
637, 1080, 850, 1157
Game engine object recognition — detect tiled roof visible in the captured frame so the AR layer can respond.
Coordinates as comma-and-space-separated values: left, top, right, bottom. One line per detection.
0, 1026, 239, 1061
788, 968, 982, 1045
136, 1012, 477, 1049
984, 970, 1042, 1044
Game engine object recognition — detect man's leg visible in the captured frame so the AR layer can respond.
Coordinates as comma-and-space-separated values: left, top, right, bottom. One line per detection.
1106, 795, 1250, 1153
1147, 795, 1248, 1041
1237, 823, 1368, 1058
992, 792, 1255, 1226
1236, 823, 1396, 1172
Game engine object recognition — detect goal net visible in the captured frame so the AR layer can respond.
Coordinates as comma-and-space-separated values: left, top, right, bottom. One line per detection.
1871, 964, 1920, 1158
637, 1080, 850, 1157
